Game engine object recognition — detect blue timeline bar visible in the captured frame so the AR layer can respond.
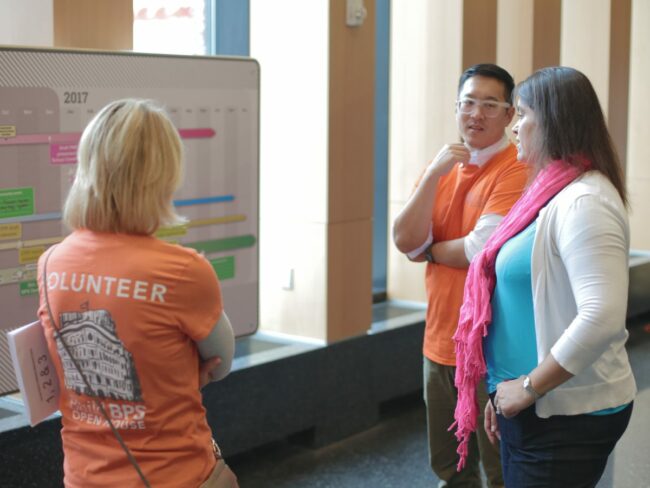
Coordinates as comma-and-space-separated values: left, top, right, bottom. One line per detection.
173, 195, 235, 207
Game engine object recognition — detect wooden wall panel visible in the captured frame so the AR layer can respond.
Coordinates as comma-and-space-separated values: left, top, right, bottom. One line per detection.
327, 220, 373, 341
328, 0, 375, 224
326, 0, 375, 338
609, 0, 632, 171
463, 0, 497, 68
54, 0, 133, 50
532, 0, 561, 70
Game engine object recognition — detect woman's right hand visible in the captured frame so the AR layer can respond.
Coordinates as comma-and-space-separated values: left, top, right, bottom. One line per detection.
484, 400, 500, 444
199, 356, 222, 389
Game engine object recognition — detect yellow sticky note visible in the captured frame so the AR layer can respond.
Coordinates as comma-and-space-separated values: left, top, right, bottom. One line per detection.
19, 246, 46, 264
0, 125, 16, 138
0, 223, 21, 240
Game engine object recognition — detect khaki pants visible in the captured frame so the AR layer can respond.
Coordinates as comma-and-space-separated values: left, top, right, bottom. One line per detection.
424, 358, 503, 488
198, 459, 239, 488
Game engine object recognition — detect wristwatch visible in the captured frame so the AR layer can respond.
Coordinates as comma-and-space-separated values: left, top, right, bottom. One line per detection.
424, 244, 435, 264
522, 375, 544, 400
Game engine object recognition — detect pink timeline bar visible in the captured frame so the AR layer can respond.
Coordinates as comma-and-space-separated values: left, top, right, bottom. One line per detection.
0, 128, 216, 147
0, 132, 79, 146
178, 128, 216, 139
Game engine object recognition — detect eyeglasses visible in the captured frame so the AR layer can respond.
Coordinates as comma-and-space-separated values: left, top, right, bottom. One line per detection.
456, 97, 511, 118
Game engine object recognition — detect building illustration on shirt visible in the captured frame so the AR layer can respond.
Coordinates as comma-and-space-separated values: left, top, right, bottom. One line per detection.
56, 309, 142, 402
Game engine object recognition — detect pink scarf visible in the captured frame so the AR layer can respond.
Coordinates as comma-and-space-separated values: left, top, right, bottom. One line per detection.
451, 159, 586, 470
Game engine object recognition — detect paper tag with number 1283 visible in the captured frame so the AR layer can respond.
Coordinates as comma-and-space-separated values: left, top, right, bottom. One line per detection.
7, 320, 60, 426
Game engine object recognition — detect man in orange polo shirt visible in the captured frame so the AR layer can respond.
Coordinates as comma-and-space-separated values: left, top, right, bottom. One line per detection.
393, 64, 528, 488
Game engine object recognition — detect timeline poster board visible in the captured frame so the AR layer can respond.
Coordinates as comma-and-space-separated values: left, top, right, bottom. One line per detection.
0, 47, 260, 394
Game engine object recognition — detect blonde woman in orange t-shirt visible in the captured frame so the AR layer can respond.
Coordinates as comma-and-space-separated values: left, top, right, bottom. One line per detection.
37, 99, 238, 488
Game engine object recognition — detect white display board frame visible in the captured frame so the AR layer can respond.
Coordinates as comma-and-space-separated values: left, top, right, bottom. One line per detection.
0, 46, 260, 394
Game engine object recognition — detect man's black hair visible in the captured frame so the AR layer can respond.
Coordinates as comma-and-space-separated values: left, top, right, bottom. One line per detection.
458, 64, 515, 104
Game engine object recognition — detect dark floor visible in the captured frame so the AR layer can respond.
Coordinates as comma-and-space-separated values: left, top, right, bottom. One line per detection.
229, 320, 650, 488
229, 392, 433, 488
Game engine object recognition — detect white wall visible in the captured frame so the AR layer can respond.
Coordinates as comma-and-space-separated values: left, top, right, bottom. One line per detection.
497, 0, 534, 87
627, 0, 650, 248
560, 0, 612, 116
0, 0, 53, 47
387, 0, 463, 302
250, 0, 330, 339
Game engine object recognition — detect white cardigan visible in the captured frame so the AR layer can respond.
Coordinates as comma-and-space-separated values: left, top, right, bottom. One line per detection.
531, 171, 636, 418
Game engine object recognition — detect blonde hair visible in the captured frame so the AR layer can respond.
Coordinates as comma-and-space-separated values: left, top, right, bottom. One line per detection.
64, 99, 185, 234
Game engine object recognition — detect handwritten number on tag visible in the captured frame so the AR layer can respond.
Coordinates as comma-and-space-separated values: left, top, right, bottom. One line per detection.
36, 354, 56, 403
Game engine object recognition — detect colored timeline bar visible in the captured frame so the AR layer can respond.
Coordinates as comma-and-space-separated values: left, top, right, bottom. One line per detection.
186, 235, 256, 254
178, 128, 216, 139
0, 128, 216, 146
0, 212, 62, 224
0, 235, 63, 252
0, 214, 247, 251
0, 264, 37, 286
0, 195, 234, 225
173, 195, 234, 207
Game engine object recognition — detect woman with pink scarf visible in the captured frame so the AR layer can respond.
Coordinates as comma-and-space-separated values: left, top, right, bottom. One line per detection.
452, 67, 636, 487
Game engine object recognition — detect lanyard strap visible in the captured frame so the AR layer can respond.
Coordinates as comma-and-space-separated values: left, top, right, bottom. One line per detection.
42, 246, 151, 488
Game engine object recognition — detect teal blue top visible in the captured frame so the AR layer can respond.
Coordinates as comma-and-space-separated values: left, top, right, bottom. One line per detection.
484, 221, 627, 415
485, 222, 538, 394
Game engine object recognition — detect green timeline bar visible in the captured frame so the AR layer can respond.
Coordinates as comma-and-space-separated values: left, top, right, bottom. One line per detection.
20, 280, 38, 296
210, 256, 235, 281
0, 187, 34, 219
187, 234, 256, 254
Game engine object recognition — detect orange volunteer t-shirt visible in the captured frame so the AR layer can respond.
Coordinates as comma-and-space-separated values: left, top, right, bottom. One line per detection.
38, 229, 222, 488
423, 144, 528, 365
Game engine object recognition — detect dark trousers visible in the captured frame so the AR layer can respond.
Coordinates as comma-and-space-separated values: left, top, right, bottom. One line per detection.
424, 358, 504, 488
496, 401, 632, 488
